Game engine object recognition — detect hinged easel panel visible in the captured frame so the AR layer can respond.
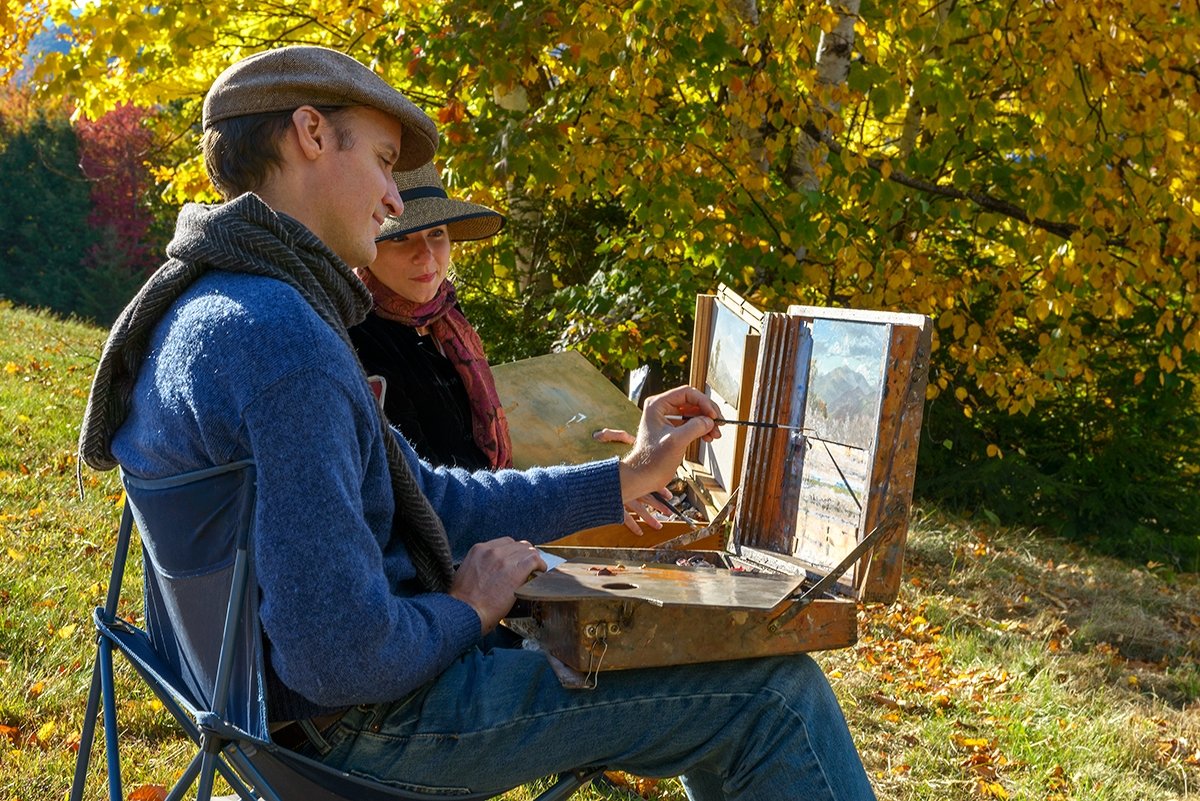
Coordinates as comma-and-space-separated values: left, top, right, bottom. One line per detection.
492, 350, 642, 469
684, 285, 762, 513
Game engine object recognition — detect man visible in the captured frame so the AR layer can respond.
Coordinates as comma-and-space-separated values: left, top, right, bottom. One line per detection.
80, 46, 876, 801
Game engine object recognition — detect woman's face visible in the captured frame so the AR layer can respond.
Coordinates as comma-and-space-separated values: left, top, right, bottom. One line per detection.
369, 224, 452, 304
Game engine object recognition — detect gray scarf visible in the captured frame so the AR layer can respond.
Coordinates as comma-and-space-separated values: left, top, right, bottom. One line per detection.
78, 193, 456, 592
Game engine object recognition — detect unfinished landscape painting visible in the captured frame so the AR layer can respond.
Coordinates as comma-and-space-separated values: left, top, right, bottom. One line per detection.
791, 319, 891, 570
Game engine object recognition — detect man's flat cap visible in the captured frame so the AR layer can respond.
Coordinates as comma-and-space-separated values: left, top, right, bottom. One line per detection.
203, 45, 438, 170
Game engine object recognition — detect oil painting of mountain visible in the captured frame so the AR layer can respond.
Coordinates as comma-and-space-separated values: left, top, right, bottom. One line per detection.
791, 319, 891, 569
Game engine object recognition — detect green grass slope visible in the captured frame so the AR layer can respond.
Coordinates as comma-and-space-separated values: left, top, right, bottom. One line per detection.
1, 301, 1197, 800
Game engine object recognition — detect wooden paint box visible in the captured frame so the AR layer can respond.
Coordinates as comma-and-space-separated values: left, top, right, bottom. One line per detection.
507, 520, 861, 675
504, 297, 932, 674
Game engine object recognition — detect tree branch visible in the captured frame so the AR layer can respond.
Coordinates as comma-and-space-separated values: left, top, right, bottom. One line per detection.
798, 120, 1112, 244
1170, 64, 1200, 87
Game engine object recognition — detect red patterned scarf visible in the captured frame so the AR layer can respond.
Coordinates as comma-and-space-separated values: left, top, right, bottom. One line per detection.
356, 267, 513, 469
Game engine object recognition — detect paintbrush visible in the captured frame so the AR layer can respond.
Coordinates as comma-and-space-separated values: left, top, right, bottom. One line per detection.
666, 415, 864, 451
664, 414, 805, 431
649, 490, 700, 530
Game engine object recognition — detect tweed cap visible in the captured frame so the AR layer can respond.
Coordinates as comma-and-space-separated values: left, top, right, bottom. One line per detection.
203, 45, 438, 171
377, 163, 505, 243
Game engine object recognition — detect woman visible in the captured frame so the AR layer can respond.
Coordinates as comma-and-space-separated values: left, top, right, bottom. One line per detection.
351, 163, 510, 472
353, 165, 680, 531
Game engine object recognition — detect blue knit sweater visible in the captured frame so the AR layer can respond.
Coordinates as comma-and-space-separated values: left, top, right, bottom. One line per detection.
111, 270, 623, 713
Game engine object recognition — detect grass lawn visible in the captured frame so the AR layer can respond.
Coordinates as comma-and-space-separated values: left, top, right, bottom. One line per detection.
1, 300, 1197, 800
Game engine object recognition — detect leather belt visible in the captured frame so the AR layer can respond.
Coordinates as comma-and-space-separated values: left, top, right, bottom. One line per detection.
271, 708, 349, 751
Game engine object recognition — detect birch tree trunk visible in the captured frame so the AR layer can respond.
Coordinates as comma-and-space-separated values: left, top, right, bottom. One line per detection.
496, 84, 553, 295
786, 0, 862, 194
504, 172, 548, 295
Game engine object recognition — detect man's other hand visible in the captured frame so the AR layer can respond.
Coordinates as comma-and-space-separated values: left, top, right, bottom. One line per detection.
449, 538, 547, 634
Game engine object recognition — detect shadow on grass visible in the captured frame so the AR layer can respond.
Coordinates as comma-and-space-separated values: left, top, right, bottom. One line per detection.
903, 507, 1200, 708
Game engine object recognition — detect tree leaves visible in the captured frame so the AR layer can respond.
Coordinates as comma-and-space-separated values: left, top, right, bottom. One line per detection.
22, 0, 1200, 553
0, 0, 46, 81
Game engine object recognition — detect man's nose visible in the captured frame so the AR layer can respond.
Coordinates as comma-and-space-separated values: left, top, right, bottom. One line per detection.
384, 186, 404, 217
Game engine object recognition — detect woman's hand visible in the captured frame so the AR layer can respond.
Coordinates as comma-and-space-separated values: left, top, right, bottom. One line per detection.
592, 427, 636, 446
617, 487, 677, 534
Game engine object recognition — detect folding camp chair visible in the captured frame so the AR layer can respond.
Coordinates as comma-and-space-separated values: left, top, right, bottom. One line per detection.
70, 460, 603, 801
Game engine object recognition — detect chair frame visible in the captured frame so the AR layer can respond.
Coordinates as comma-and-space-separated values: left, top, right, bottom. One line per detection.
70, 463, 602, 801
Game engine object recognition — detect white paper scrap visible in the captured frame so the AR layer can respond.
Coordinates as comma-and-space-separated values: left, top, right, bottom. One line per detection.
536, 549, 567, 572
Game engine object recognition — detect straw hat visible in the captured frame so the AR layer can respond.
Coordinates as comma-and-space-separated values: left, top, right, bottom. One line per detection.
377, 163, 505, 242
203, 46, 438, 171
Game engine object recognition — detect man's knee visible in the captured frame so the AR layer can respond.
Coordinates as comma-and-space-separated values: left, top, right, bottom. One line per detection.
745, 653, 842, 716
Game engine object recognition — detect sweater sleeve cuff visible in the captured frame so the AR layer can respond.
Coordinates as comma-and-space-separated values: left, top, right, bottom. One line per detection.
434, 594, 483, 656
543, 456, 625, 535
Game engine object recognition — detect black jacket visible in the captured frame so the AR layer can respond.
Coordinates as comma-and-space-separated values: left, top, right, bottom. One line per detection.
349, 311, 490, 471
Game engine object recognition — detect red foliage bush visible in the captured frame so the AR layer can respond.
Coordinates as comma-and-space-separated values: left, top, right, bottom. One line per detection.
75, 103, 158, 276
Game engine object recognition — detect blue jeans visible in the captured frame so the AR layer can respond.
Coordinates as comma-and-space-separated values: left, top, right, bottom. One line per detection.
296, 647, 876, 800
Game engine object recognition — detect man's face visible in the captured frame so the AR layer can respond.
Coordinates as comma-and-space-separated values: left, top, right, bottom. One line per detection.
311, 106, 405, 268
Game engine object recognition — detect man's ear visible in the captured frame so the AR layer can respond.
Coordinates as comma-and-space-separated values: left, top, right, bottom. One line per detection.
291, 106, 327, 161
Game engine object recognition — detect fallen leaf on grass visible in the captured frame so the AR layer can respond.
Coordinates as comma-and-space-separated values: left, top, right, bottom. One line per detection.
128, 784, 168, 801
0, 724, 19, 745
1156, 737, 1200, 766
603, 771, 661, 798
32, 720, 56, 747
962, 754, 998, 780
870, 693, 902, 709
978, 779, 1009, 799
953, 735, 991, 749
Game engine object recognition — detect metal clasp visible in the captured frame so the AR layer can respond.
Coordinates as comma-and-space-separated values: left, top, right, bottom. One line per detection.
583, 637, 608, 689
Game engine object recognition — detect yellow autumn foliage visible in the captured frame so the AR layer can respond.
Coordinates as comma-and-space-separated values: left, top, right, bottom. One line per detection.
15, 0, 1200, 546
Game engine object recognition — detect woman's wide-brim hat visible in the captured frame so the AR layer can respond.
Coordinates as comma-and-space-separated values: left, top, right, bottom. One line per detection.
377, 163, 505, 243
